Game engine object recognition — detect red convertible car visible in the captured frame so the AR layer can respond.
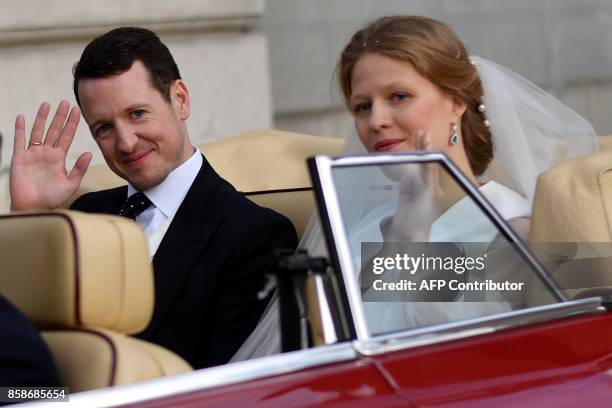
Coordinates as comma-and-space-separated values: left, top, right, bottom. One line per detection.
2, 130, 612, 407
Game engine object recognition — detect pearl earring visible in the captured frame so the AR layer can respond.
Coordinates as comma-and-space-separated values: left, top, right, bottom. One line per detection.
449, 123, 460, 145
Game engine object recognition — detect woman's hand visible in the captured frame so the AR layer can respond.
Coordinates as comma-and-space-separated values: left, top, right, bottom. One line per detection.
10, 101, 92, 211
381, 131, 442, 242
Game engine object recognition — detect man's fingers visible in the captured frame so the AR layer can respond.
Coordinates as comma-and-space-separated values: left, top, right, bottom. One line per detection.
13, 114, 26, 153
45, 100, 70, 147
68, 152, 92, 183
29, 102, 51, 144
56, 106, 81, 151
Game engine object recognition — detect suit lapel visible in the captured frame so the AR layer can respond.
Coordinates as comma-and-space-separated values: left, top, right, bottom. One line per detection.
85, 186, 128, 215
109, 187, 128, 212
139, 156, 224, 338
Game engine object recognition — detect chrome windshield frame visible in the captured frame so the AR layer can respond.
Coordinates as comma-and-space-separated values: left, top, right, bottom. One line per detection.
309, 151, 567, 342
353, 297, 604, 355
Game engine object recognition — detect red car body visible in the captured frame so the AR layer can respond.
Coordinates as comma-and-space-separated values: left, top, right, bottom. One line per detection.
116, 313, 611, 408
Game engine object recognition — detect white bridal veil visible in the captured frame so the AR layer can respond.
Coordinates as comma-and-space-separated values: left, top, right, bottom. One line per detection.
230, 56, 599, 361
472, 56, 598, 203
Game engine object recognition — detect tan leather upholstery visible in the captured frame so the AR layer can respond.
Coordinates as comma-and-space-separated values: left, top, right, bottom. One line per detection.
531, 135, 612, 243
0, 211, 153, 333
530, 137, 612, 297
531, 147, 612, 243
598, 134, 612, 151
66, 130, 345, 238
201, 130, 345, 237
43, 328, 190, 393
0, 211, 191, 391
200, 130, 345, 191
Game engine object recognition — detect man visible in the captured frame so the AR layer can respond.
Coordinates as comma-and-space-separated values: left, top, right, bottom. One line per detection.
10, 27, 297, 369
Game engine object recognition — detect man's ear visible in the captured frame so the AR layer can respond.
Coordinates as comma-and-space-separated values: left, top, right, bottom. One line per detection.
172, 79, 190, 120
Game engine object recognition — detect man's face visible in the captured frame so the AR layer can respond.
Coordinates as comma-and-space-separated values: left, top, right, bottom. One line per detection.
78, 61, 193, 191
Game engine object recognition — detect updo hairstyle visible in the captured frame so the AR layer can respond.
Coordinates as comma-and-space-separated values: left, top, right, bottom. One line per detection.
337, 16, 492, 176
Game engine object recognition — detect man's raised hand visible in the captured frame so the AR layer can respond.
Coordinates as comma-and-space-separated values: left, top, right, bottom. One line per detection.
10, 101, 92, 211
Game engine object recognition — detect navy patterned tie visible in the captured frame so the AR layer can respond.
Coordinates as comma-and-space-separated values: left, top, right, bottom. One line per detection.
118, 192, 152, 220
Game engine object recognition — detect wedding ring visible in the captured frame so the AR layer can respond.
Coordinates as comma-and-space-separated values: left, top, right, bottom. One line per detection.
28, 141, 43, 146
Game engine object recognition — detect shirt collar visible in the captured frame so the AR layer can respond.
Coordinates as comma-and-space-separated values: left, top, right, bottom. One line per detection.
127, 148, 203, 218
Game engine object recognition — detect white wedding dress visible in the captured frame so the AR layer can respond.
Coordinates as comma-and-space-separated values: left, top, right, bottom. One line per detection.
356, 181, 529, 335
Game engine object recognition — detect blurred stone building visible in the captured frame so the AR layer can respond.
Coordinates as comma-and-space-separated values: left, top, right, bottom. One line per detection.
1, 0, 611, 209
0, 0, 271, 209
260, 0, 612, 138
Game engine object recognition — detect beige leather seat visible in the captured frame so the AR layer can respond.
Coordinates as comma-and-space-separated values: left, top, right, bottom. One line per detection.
0, 211, 191, 392
65, 130, 346, 238
530, 136, 612, 297
531, 145, 612, 243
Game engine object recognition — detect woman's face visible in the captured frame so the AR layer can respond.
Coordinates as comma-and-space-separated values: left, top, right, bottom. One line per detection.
349, 53, 465, 154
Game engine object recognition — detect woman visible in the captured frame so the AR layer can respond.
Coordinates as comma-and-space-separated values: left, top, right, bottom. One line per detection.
232, 15, 597, 360
337, 16, 596, 240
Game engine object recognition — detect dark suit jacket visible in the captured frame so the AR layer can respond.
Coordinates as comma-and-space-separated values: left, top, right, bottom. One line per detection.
0, 295, 59, 389
71, 156, 297, 369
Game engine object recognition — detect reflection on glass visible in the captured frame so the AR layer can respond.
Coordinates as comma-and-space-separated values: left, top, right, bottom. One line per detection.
331, 161, 558, 336
530, 242, 612, 301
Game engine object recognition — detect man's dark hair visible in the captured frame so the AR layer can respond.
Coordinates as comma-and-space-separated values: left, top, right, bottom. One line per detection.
72, 27, 181, 106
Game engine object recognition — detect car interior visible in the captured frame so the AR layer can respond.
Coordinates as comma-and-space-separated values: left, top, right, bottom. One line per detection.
0, 130, 611, 394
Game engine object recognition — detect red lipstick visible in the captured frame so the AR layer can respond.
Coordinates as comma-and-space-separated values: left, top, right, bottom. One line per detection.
374, 139, 403, 152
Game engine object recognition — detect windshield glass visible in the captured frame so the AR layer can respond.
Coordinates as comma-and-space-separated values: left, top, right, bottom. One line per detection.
329, 159, 560, 336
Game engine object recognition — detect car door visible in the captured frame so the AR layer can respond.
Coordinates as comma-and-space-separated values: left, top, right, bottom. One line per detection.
308, 152, 612, 407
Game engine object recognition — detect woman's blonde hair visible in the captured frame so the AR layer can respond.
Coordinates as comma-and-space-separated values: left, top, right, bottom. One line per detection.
338, 16, 492, 175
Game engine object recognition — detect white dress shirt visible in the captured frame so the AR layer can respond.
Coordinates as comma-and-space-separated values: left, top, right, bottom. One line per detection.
126, 148, 203, 256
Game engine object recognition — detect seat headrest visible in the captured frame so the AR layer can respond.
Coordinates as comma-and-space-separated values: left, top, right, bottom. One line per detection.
531, 148, 612, 242
200, 130, 345, 192
66, 130, 345, 204
0, 211, 153, 334
598, 135, 612, 151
